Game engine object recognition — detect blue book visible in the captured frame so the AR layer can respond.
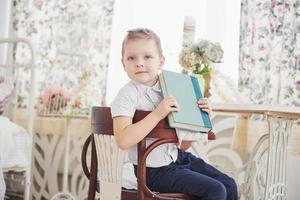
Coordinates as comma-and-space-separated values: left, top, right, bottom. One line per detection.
158, 70, 212, 133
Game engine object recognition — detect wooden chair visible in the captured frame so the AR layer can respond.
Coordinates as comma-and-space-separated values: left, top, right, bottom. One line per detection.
82, 107, 215, 200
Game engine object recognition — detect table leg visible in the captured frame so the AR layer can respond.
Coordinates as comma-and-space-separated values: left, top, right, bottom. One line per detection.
264, 116, 293, 200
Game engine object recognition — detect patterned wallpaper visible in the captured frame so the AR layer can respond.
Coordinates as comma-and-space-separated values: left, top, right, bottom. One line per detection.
13, 0, 116, 108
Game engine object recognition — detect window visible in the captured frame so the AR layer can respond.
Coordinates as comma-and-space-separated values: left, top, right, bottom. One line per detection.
106, 0, 241, 104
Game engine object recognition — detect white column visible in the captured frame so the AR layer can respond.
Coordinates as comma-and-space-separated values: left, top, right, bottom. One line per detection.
182, 15, 196, 44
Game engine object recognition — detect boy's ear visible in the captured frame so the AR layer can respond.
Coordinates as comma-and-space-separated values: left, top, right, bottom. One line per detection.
159, 56, 165, 69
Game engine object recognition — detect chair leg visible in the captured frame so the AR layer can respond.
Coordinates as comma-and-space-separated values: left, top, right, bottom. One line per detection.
88, 136, 98, 200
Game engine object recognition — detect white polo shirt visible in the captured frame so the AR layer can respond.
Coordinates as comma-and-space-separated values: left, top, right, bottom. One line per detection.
111, 80, 178, 167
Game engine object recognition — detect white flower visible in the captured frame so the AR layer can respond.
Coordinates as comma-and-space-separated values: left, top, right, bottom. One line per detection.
179, 40, 223, 74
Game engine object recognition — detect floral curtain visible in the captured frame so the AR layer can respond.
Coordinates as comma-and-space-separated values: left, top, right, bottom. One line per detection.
239, 0, 300, 106
236, 0, 300, 160
13, 0, 115, 109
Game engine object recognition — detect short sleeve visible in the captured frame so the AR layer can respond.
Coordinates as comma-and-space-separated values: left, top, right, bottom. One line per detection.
110, 83, 138, 118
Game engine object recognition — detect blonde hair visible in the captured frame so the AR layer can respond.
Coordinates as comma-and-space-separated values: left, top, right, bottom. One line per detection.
121, 28, 163, 57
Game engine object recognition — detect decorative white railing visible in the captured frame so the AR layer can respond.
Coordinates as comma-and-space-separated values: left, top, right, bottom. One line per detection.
207, 103, 300, 200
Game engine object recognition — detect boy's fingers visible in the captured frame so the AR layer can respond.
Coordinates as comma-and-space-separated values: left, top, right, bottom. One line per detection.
169, 99, 179, 108
172, 103, 180, 109
198, 97, 209, 103
171, 107, 180, 112
197, 100, 206, 104
199, 104, 209, 108
201, 109, 211, 115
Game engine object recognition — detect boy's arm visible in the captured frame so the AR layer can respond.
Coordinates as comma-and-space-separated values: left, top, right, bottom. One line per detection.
113, 112, 162, 149
113, 95, 179, 149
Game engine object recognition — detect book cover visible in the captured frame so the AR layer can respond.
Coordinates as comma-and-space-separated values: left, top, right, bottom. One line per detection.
158, 70, 212, 133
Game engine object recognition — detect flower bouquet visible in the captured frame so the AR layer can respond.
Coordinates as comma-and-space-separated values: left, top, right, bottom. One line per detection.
179, 39, 223, 97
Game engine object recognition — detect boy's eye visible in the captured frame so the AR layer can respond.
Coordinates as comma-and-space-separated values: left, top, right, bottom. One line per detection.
145, 55, 153, 59
127, 56, 135, 61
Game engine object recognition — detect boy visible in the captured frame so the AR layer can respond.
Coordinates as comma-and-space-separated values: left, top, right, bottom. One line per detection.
111, 28, 237, 200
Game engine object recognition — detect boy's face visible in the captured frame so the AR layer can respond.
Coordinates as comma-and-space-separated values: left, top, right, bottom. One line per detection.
122, 38, 165, 86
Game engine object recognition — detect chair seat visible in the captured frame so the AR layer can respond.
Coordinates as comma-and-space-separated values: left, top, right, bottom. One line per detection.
121, 189, 137, 200
121, 188, 191, 200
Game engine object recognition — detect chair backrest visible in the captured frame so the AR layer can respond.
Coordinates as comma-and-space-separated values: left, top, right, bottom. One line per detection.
94, 132, 124, 199
81, 107, 125, 200
82, 107, 191, 200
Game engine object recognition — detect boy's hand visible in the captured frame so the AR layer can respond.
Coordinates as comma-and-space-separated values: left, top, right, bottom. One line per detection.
153, 95, 180, 119
198, 98, 212, 118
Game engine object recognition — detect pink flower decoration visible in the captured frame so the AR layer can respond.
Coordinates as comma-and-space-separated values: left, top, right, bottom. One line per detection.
270, 17, 279, 30
41, 86, 71, 106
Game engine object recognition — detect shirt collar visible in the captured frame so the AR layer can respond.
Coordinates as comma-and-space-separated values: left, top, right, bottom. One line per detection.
131, 80, 161, 93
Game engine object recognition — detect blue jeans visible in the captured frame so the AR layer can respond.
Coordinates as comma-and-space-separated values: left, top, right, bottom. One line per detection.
134, 149, 237, 200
